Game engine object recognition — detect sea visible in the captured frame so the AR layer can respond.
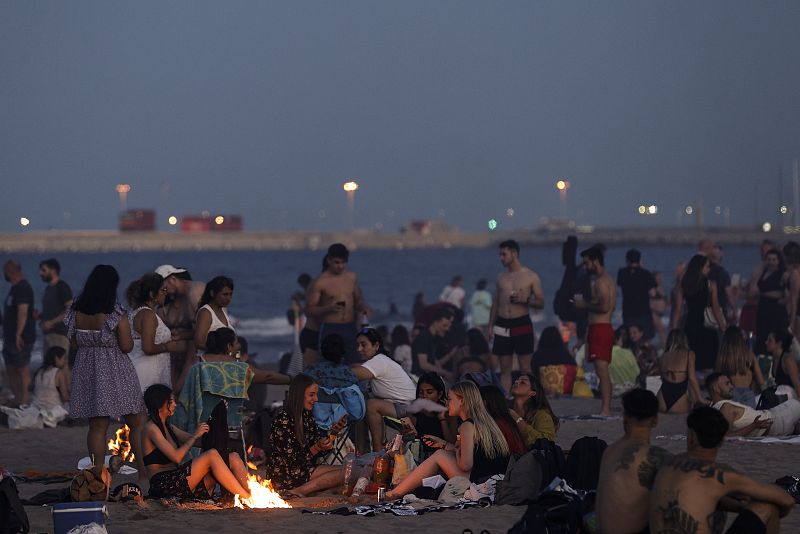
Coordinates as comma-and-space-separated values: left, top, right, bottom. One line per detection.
5, 243, 762, 366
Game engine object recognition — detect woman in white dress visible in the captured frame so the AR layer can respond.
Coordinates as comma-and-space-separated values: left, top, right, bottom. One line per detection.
126, 273, 186, 390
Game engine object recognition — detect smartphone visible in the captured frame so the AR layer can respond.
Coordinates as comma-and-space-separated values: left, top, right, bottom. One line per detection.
383, 416, 404, 431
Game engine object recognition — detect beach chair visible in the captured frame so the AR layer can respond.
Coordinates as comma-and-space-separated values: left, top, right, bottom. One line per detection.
312, 384, 365, 464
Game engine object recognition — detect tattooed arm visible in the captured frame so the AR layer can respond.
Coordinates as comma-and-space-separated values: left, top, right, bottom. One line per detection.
724, 470, 795, 517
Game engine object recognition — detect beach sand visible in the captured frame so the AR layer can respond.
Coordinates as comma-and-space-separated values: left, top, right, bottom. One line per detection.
5, 395, 799, 533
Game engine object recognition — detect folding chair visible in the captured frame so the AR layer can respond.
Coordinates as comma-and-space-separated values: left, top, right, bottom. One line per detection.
312, 384, 365, 464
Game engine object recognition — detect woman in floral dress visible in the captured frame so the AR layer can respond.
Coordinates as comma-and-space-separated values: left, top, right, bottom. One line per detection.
65, 265, 147, 478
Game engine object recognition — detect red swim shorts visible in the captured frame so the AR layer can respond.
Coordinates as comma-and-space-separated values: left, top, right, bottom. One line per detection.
587, 323, 614, 363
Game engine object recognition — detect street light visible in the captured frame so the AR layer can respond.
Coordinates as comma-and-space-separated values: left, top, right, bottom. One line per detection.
555, 180, 570, 218
168, 216, 178, 226
19, 217, 30, 227
343, 181, 359, 230
116, 184, 131, 211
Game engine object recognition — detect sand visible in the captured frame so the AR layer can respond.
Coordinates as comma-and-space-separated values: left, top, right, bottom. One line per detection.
4, 395, 800, 533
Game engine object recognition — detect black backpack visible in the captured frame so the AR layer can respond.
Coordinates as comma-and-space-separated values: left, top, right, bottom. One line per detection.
246, 407, 278, 456
530, 438, 567, 491
565, 436, 607, 491
0, 476, 29, 534
507, 490, 584, 534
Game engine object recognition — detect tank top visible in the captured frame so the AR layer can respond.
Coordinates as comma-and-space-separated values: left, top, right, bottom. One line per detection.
711, 400, 771, 436
33, 367, 63, 411
463, 419, 510, 483
774, 352, 793, 387
199, 304, 235, 334
129, 307, 172, 389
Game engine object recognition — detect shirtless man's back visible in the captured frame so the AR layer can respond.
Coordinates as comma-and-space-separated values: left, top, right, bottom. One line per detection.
597, 389, 671, 534
489, 240, 544, 394
649, 407, 793, 534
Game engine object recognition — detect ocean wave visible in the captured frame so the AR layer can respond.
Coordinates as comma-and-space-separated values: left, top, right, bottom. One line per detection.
235, 317, 294, 339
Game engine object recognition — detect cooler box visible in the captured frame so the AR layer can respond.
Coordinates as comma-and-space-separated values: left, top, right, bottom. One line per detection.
52, 501, 107, 534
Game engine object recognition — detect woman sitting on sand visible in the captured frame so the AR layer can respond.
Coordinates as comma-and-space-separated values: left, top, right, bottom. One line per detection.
767, 329, 800, 400
201, 328, 289, 385
509, 373, 559, 445
265, 374, 346, 497
141, 384, 251, 500
400, 372, 457, 461
715, 326, 765, 408
480, 385, 525, 455
657, 329, 705, 413
386, 381, 510, 499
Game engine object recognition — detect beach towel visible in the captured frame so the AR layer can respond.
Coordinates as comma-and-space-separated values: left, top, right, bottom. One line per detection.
174, 361, 252, 433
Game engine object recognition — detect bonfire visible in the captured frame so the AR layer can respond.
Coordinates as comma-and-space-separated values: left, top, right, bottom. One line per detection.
234, 474, 292, 509
107, 424, 134, 462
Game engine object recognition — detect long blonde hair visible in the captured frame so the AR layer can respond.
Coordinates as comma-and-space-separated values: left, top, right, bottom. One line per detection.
451, 381, 509, 459
716, 326, 753, 376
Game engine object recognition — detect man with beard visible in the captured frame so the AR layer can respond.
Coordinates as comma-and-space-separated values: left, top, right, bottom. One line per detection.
36, 258, 73, 357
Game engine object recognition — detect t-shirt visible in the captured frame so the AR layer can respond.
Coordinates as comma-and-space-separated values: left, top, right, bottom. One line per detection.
469, 290, 493, 326
616, 266, 657, 319
3, 280, 35, 345
708, 263, 732, 315
411, 328, 441, 376
41, 280, 72, 336
360, 354, 416, 404
440, 285, 465, 309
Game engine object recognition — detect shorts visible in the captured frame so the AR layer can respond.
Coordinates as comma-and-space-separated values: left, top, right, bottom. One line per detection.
319, 322, 358, 364
726, 508, 766, 534
491, 315, 534, 357
2, 343, 32, 368
394, 403, 409, 418
299, 327, 319, 354
43, 333, 71, 355
587, 323, 614, 363
148, 461, 211, 500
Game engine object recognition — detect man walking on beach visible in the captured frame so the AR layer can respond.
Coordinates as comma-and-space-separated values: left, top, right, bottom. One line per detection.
707, 373, 800, 437
489, 240, 544, 394
617, 249, 657, 340
574, 246, 616, 416
36, 258, 73, 356
649, 406, 794, 534
597, 388, 672, 534
3, 260, 35, 406
305, 244, 369, 364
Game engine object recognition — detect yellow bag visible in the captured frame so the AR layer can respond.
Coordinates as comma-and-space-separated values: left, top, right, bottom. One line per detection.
571, 367, 594, 398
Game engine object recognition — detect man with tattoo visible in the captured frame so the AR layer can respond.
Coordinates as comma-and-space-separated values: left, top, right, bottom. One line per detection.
649, 407, 794, 534
597, 388, 672, 533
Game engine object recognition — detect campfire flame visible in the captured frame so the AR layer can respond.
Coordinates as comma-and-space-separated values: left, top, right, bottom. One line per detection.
234, 474, 292, 509
107, 425, 134, 462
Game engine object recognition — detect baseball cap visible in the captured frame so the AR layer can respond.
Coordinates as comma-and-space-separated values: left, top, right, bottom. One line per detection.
155, 264, 187, 278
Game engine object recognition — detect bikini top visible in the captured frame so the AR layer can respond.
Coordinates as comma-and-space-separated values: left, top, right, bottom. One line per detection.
143, 422, 181, 465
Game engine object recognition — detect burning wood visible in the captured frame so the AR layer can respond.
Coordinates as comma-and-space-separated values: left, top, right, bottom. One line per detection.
234, 474, 292, 509
107, 424, 134, 462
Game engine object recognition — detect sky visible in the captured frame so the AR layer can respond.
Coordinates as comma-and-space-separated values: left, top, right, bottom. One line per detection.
2, 1, 800, 233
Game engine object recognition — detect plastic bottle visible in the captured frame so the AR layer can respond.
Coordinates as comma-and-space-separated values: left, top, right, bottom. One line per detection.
341, 456, 355, 496
372, 452, 391, 488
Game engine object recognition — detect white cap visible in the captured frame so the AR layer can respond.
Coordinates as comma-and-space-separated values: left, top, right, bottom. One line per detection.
155, 264, 187, 278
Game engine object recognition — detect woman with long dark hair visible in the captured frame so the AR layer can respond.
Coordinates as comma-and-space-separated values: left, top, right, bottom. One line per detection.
64, 265, 147, 480
194, 276, 235, 350
480, 385, 525, 455
755, 250, 789, 355
509, 373, 559, 445
141, 384, 250, 500
672, 255, 725, 374
265, 374, 345, 497
400, 372, 457, 460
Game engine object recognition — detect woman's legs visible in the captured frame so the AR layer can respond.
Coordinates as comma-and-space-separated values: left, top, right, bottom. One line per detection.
293, 465, 342, 496
228, 452, 249, 488
366, 399, 397, 451
87, 416, 110, 469
124, 411, 148, 483
186, 449, 250, 498
386, 449, 468, 499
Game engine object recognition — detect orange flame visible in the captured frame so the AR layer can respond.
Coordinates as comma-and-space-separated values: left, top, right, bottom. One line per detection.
234, 474, 292, 509
107, 424, 135, 462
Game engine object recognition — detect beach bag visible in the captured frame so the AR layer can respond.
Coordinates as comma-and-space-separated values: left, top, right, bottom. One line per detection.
0, 476, 29, 534
565, 436, 607, 491
530, 439, 567, 490
507, 490, 583, 534
703, 306, 719, 330
495, 451, 543, 505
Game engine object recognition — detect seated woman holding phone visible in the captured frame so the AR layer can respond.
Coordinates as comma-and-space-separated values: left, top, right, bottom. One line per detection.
398, 372, 457, 460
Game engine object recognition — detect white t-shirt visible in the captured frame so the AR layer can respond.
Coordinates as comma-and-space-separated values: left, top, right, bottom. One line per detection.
361, 353, 417, 404
440, 285, 465, 309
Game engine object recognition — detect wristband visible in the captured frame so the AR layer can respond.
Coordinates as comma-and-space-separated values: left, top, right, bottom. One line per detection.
516, 417, 524, 424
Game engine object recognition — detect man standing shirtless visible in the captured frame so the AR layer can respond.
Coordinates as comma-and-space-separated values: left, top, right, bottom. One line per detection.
489, 240, 544, 395
597, 388, 672, 533
305, 244, 368, 364
574, 246, 616, 416
649, 407, 793, 534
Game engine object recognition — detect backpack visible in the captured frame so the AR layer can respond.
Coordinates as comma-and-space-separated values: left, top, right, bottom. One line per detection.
507, 489, 584, 534
530, 439, 567, 491
495, 451, 544, 506
565, 436, 607, 491
246, 407, 277, 456
0, 476, 30, 534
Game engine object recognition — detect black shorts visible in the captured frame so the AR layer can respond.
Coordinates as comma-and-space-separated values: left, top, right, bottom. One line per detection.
491, 315, 534, 357
2, 343, 32, 368
726, 508, 766, 534
299, 327, 319, 353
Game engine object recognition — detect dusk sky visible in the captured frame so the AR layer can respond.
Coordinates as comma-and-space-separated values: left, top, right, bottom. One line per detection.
3, 1, 800, 233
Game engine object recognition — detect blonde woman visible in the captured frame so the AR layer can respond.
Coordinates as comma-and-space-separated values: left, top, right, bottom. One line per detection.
386, 381, 510, 499
715, 326, 765, 408
657, 329, 705, 413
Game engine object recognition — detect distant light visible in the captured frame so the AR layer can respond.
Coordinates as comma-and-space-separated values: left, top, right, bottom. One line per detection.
488, 219, 498, 231
763, 222, 772, 232
19, 217, 30, 227
506, 208, 515, 217
556, 180, 569, 191
638, 205, 647, 215
685, 206, 693, 215
781, 205, 789, 214
714, 206, 722, 215
168, 216, 178, 226
115, 184, 131, 194
215, 216, 225, 225
343, 181, 359, 192
648, 205, 658, 215
318, 209, 327, 219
